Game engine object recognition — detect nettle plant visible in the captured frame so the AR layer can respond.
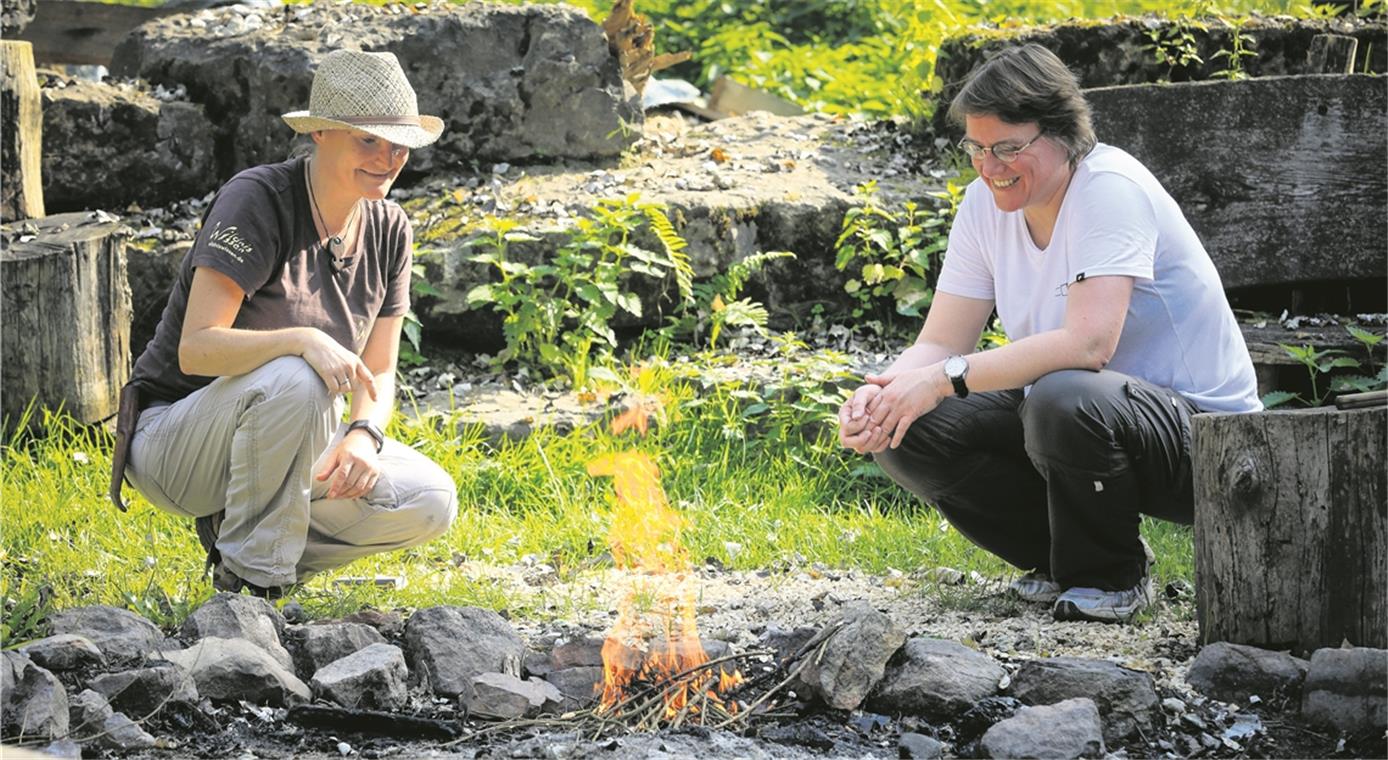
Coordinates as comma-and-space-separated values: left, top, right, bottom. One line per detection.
1262, 325, 1388, 409
464, 195, 693, 388
834, 180, 964, 325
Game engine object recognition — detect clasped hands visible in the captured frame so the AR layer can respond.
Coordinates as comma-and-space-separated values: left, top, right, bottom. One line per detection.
838, 364, 948, 454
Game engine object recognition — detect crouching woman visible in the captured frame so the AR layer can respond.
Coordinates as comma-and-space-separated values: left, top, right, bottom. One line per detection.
838, 45, 1259, 622
110, 50, 458, 597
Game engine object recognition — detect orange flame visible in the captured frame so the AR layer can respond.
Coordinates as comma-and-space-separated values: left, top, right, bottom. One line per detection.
588, 398, 742, 721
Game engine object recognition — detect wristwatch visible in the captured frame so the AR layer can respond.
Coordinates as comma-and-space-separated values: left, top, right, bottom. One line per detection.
347, 419, 386, 453
943, 355, 970, 399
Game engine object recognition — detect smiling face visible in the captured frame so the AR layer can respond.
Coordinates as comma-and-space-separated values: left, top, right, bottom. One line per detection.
311, 128, 410, 204
964, 114, 1073, 221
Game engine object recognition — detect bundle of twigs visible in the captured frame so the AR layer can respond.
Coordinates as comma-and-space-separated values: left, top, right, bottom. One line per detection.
444, 628, 844, 745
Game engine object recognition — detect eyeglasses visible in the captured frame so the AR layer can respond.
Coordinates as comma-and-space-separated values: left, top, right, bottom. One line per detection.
957, 132, 1043, 163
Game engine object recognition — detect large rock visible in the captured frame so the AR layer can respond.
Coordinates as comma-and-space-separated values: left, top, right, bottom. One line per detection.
111, 1, 640, 179
868, 637, 1005, 718
18, 634, 105, 671
466, 672, 564, 720
180, 592, 292, 671
1185, 642, 1309, 703
161, 637, 310, 706
1, 0, 35, 36
88, 664, 198, 718
544, 666, 603, 712
1300, 647, 1387, 734
794, 601, 905, 710
285, 622, 386, 679
403, 606, 525, 698
1008, 657, 1160, 743
933, 17, 1387, 134
1, 652, 69, 740
310, 642, 409, 712
47, 605, 165, 663
67, 689, 157, 752
979, 697, 1105, 760
40, 75, 217, 213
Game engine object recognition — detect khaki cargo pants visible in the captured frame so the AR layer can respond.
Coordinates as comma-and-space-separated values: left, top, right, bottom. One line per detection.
127, 356, 458, 588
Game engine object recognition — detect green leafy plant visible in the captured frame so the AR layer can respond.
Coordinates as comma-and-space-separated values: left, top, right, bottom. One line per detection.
834, 180, 963, 324
1145, 18, 1207, 81
399, 260, 443, 369
1210, 18, 1257, 80
1331, 325, 1388, 394
669, 250, 797, 350
1262, 342, 1364, 408
464, 196, 693, 387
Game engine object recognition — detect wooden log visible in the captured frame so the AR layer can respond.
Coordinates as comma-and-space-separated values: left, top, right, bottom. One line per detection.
1, 212, 132, 427
1, 40, 44, 221
1194, 405, 1387, 654
1308, 33, 1359, 75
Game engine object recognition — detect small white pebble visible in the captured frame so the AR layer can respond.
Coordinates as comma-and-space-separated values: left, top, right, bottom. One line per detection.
337, 741, 352, 756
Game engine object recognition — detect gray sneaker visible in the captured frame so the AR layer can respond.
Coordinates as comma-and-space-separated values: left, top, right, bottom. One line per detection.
1009, 571, 1062, 604
1052, 577, 1154, 623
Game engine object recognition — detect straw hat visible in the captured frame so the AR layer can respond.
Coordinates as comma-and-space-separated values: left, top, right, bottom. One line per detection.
282, 49, 444, 150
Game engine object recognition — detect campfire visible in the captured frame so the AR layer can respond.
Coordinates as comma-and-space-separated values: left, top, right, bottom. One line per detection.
587, 399, 747, 728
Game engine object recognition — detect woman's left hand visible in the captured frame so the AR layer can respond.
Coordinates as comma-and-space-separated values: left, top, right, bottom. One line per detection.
315, 431, 382, 500
863, 365, 948, 449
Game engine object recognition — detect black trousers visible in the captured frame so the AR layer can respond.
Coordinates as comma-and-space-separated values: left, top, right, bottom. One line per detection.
874, 369, 1200, 590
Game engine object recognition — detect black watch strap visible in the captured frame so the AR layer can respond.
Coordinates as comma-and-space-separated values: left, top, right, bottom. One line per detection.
347, 420, 386, 453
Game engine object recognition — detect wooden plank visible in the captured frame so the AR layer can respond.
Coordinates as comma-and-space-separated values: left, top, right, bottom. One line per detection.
17, 1, 176, 67
1240, 321, 1386, 366
1087, 75, 1386, 290
1, 40, 44, 221
1193, 405, 1387, 653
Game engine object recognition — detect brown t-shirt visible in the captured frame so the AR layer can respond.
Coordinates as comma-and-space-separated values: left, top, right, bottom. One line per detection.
131, 156, 413, 403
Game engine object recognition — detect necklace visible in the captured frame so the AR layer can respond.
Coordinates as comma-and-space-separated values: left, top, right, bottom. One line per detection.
305, 159, 357, 262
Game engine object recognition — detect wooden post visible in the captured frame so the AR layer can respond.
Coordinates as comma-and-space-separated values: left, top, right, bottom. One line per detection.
1308, 34, 1359, 75
1, 212, 132, 427
1, 39, 44, 221
1193, 405, 1387, 654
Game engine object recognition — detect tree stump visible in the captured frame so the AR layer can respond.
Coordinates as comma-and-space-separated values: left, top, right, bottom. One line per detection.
1, 39, 44, 221
1194, 405, 1387, 654
2, 212, 132, 426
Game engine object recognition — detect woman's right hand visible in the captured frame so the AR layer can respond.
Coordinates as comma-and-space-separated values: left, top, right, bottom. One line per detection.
297, 328, 378, 401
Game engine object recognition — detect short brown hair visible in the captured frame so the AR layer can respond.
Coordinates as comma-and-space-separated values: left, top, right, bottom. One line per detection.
948, 44, 1096, 166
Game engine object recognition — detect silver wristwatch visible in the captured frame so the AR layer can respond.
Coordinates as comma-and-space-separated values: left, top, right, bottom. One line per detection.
943, 355, 970, 399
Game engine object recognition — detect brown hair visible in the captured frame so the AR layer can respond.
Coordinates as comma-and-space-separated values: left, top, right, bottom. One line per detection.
948, 44, 1096, 166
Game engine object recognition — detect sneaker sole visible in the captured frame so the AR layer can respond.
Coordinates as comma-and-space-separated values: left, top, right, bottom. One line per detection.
1052, 599, 1141, 623
1012, 589, 1062, 605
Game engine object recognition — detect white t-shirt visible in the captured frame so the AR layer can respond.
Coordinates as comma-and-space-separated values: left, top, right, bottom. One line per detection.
937, 143, 1260, 413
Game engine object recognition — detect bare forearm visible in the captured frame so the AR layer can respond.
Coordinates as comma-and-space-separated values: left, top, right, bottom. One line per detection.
179, 326, 312, 377
883, 340, 955, 377
955, 327, 1106, 395
350, 371, 396, 427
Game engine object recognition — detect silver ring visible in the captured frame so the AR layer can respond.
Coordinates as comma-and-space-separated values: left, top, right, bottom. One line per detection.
337, 377, 349, 386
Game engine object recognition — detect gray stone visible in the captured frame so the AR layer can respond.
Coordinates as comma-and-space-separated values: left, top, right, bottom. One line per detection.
1301, 647, 1387, 734
18, 634, 104, 671
88, 664, 198, 718
1, 651, 69, 740
111, 2, 639, 180
980, 697, 1106, 759
161, 637, 310, 706
868, 637, 1005, 718
48, 605, 165, 663
794, 601, 905, 710
898, 732, 946, 759
1186, 642, 1309, 703
285, 622, 386, 679
544, 666, 603, 711
759, 624, 819, 665
40, 77, 217, 213
67, 689, 157, 751
550, 636, 605, 669
1008, 656, 1160, 743
310, 643, 409, 711
403, 606, 524, 698
181, 592, 292, 671
466, 672, 564, 720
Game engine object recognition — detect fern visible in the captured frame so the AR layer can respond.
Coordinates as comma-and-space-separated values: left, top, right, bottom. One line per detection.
643, 206, 695, 304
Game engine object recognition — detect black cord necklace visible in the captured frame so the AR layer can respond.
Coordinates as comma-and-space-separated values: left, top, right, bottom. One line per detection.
306, 159, 357, 264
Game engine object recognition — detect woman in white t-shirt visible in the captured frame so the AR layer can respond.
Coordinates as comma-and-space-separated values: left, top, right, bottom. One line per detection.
837, 44, 1258, 622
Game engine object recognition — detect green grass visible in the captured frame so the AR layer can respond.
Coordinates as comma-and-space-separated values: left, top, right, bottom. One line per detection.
0, 350, 1196, 643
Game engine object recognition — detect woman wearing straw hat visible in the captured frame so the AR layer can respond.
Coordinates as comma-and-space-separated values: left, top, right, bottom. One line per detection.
113, 50, 457, 597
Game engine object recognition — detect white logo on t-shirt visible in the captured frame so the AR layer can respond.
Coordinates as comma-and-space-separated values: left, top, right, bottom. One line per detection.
207, 221, 254, 263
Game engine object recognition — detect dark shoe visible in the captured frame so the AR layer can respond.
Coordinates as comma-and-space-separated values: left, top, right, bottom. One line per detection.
211, 562, 292, 600
195, 510, 224, 570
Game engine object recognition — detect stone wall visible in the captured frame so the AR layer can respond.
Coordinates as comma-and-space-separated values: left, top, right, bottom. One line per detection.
110, 1, 640, 183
